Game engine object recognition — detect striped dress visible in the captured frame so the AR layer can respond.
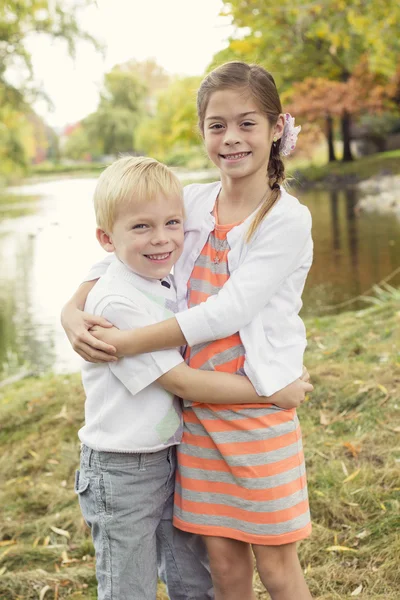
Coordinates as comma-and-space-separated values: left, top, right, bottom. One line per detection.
173, 211, 311, 545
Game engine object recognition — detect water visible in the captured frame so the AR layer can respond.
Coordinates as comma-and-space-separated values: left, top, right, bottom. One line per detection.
0, 176, 399, 377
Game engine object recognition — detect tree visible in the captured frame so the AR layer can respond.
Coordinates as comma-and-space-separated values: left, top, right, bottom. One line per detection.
79, 66, 147, 156
214, 0, 400, 161
0, 0, 99, 178
285, 58, 392, 162
135, 76, 204, 165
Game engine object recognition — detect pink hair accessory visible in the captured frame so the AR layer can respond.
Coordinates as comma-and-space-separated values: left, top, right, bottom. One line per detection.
279, 113, 301, 157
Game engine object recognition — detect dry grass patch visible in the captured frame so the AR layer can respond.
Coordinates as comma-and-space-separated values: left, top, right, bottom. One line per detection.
1, 296, 399, 598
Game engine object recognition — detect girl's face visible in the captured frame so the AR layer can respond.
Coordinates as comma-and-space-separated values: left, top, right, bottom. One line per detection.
203, 88, 283, 181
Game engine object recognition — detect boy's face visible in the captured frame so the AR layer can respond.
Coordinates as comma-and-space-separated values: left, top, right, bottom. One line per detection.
98, 194, 184, 279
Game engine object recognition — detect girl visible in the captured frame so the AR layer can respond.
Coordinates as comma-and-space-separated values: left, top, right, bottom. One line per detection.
63, 62, 313, 600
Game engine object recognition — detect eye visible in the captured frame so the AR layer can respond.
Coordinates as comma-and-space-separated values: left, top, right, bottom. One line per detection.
241, 121, 255, 128
132, 223, 148, 230
167, 219, 181, 226
209, 123, 224, 130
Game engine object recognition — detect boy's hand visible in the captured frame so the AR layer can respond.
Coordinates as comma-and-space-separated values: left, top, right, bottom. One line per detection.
268, 368, 313, 410
61, 303, 117, 363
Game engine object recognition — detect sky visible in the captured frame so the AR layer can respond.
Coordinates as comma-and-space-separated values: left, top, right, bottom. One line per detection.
26, 0, 234, 129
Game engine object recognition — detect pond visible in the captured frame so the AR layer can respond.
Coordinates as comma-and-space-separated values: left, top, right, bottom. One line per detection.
0, 176, 399, 377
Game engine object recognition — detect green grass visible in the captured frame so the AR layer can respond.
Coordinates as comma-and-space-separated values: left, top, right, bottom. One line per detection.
0, 293, 399, 599
289, 149, 400, 187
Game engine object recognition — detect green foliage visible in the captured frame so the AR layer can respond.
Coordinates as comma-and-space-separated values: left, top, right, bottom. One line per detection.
216, 0, 400, 85
213, 0, 400, 163
136, 76, 206, 165
0, 1, 99, 182
64, 65, 147, 158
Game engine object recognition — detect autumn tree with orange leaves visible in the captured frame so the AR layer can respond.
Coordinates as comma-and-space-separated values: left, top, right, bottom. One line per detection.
212, 0, 400, 162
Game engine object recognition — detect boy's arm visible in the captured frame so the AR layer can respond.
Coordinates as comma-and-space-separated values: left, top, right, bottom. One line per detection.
158, 363, 313, 407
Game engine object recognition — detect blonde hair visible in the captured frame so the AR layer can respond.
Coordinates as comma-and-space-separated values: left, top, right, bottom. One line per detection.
94, 156, 183, 232
197, 61, 285, 240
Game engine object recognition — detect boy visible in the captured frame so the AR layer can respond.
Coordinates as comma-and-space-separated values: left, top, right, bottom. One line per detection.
75, 156, 311, 600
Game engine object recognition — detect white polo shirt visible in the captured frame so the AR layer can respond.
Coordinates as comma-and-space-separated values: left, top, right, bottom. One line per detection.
79, 259, 184, 453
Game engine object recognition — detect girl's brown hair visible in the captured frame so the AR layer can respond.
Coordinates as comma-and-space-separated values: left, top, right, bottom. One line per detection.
197, 61, 285, 240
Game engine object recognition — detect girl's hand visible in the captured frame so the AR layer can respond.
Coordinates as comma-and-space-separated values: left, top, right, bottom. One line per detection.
61, 304, 117, 363
90, 325, 124, 357
268, 369, 313, 410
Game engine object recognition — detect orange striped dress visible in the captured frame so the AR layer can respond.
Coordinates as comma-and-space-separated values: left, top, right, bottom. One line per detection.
173, 210, 311, 545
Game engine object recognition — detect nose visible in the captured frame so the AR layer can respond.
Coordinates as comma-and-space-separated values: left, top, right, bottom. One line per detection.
223, 126, 241, 146
151, 226, 169, 246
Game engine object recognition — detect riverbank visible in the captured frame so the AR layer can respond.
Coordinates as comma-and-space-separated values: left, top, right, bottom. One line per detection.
1, 293, 399, 599
9, 148, 400, 190
290, 149, 400, 188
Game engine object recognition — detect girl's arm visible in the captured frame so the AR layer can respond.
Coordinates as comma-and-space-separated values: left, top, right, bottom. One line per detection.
61, 251, 117, 362
158, 363, 313, 408
91, 205, 312, 356
102, 300, 312, 408
61, 281, 117, 362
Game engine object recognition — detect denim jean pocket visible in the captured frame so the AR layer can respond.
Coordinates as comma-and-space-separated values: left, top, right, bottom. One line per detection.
74, 469, 90, 495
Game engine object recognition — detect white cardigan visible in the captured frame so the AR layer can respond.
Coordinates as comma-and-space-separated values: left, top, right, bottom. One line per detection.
85, 181, 313, 397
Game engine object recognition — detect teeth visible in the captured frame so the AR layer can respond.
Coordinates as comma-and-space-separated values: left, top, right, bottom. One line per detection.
147, 253, 170, 260
223, 152, 249, 159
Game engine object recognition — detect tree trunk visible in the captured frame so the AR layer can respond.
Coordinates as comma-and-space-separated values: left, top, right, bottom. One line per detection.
326, 114, 336, 162
341, 110, 354, 162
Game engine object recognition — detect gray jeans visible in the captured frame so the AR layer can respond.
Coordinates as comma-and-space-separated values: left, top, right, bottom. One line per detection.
75, 444, 213, 600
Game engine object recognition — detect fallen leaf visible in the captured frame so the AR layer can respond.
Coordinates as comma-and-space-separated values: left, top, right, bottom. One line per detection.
33, 537, 40, 547
39, 585, 52, 600
326, 545, 358, 553
0, 540, 16, 547
28, 450, 39, 459
341, 461, 349, 477
47, 459, 59, 465
50, 526, 70, 539
376, 384, 388, 395
343, 442, 360, 458
351, 584, 363, 596
320, 411, 330, 426
343, 469, 361, 484
380, 503, 386, 512
356, 530, 371, 539
0, 548, 12, 561
43, 536, 50, 546
0, 566, 7, 576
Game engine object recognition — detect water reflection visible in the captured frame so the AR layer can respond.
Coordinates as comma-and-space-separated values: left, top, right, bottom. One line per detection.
0, 178, 399, 376
301, 186, 400, 314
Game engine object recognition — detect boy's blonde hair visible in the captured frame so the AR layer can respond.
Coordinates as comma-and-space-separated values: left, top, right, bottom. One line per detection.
94, 156, 183, 232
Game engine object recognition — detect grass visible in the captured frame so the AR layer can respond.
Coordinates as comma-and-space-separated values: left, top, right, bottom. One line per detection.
0, 293, 399, 599
289, 149, 400, 187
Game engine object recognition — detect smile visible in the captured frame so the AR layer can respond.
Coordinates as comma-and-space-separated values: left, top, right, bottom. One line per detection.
219, 152, 251, 160
144, 252, 172, 261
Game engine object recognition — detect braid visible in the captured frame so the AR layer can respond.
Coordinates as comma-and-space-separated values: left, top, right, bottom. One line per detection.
246, 142, 286, 241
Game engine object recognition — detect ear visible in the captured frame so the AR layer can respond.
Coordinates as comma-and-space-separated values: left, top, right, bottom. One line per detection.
96, 228, 115, 253
273, 114, 286, 141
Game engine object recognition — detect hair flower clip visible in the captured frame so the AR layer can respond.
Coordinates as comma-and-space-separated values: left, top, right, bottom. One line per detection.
280, 113, 301, 157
